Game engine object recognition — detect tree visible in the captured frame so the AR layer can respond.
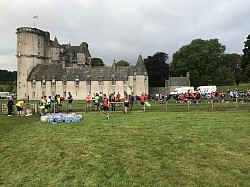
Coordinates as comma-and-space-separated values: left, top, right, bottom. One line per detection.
170, 39, 225, 87
91, 58, 105, 66
242, 34, 250, 81
144, 52, 169, 87
0, 69, 17, 83
213, 66, 235, 86
222, 53, 242, 86
113, 60, 130, 66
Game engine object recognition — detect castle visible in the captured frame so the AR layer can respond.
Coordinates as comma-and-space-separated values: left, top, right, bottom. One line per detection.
16, 27, 148, 100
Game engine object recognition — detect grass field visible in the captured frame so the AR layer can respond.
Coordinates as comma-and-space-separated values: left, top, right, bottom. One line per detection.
0, 110, 249, 187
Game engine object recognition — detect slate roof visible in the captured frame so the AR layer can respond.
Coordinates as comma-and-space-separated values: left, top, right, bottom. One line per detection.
27, 55, 147, 81
28, 65, 133, 81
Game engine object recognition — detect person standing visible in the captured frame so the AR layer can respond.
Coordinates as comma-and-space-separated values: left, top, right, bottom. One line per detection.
123, 94, 129, 113
16, 99, 25, 116
140, 93, 146, 111
129, 94, 134, 111
7, 97, 14, 116
86, 93, 91, 108
110, 93, 116, 111
46, 96, 52, 113
94, 93, 100, 111
67, 92, 73, 112
102, 94, 109, 119
39, 96, 47, 116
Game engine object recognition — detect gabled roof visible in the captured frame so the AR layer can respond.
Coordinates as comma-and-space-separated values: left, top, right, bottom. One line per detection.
27, 55, 147, 81
28, 64, 136, 81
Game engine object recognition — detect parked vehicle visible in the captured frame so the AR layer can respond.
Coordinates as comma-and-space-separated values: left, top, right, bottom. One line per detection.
0, 92, 10, 99
196, 86, 217, 95
170, 87, 194, 95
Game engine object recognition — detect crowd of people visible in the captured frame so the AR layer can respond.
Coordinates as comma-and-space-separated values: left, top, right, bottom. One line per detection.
86, 92, 149, 119
171, 88, 250, 104
6, 88, 250, 118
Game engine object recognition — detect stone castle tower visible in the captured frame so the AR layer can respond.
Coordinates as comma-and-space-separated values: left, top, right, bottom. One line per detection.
16, 27, 91, 99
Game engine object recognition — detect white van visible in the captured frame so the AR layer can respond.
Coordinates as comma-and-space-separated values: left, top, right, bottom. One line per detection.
170, 87, 194, 95
196, 86, 217, 95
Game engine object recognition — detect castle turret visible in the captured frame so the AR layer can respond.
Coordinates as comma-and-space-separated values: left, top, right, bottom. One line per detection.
51, 37, 60, 63
16, 27, 47, 99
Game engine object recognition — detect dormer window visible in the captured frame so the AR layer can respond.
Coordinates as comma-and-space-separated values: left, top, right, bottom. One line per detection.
99, 76, 103, 86
32, 77, 36, 87
123, 77, 127, 86
62, 76, 67, 86
52, 77, 56, 86
86, 75, 91, 86
75, 77, 79, 87
133, 72, 136, 80
111, 75, 115, 86
42, 76, 46, 87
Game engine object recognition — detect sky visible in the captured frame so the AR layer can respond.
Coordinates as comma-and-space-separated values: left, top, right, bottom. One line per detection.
0, 0, 250, 71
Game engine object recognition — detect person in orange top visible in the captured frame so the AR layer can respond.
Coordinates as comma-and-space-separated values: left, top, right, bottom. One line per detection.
140, 93, 145, 110
102, 94, 109, 120
85, 93, 91, 108
123, 94, 130, 114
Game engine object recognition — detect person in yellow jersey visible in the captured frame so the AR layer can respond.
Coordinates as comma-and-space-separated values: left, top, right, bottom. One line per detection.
16, 99, 25, 116
39, 96, 47, 116
57, 94, 62, 112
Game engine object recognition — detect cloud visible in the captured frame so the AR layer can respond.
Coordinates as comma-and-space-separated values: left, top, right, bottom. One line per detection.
0, 0, 250, 71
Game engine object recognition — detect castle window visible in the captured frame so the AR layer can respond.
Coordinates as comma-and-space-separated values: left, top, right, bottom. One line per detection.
32, 77, 36, 87
19, 61, 21, 68
111, 75, 115, 86
18, 52, 21, 57
52, 78, 56, 86
123, 80, 127, 86
75, 78, 79, 87
42, 91, 45, 97
62, 76, 67, 86
18, 82, 21, 88
133, 72, 136, 80
86, 80, 91, 86
18, 42, 21, 47
63, 79, 67, 86
99, 76, 103, 86
111, 78, 115, 86
42, 76, 46, 87
52, 91, 55, 96
86, 75, 91, 86
144, 76, 147, 85
32, 91, 35, 98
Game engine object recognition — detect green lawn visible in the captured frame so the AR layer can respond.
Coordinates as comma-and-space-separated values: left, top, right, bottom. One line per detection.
0, 110, 249, 187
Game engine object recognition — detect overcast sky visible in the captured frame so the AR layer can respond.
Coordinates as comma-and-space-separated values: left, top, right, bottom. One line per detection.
0, 0, 249, 71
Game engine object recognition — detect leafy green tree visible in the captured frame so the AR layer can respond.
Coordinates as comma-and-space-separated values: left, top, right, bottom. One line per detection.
144, 52, 169, 87
170, 39, 225, 87
113, 60, 130, 66
6, 85, 14, 92
242, 34, 250, 81
222, 53, 242, 86
91, 58, 105, 66
0, 69, 17, 83
213, 66, 235, 86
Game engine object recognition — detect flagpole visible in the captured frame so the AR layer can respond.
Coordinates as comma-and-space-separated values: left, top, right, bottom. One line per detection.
33, 14, 38, 28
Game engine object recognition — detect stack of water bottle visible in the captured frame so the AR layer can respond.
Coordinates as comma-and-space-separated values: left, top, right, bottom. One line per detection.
41, 113, 83, 124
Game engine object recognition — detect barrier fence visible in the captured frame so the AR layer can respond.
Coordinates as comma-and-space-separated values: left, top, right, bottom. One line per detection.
1, 97, 250, 115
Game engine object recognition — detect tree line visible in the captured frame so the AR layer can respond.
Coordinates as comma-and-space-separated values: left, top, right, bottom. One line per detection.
91, 35, 250, 88
0, 70, 17, 83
